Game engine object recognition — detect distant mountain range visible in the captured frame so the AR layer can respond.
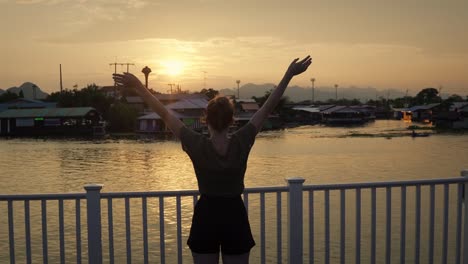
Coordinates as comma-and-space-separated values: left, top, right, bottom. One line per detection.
0, 82, 451, 103
0, 82, 49, 100
219, 83, 409, 102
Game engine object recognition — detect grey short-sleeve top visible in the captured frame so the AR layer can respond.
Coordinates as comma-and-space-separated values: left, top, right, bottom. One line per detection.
180, 123, 257, 196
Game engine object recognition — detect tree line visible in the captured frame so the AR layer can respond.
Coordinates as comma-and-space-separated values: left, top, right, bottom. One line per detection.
291, 87, 467, 110
1, 85, 466, 132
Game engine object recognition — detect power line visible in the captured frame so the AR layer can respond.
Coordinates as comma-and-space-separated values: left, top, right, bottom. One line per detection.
109, 62, 135, 97
168, 83, 176, 94
109, 62, 135, 73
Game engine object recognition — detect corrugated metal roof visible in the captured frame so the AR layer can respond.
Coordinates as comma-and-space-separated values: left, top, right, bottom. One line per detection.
6, 98, 46, 104
407, 106, 423, 112
292, 107, 320, 113
138, 109, 200, 120
349, 106, 373, 113
0, 98, 57, 111
322, 105, 359, 114
407, 103, 440, 112
422, 103, 440, 109
450, 102, 468, 111
236, 99, 256, 103
234, 112, 255, 121
138, 112, 164, 120
318, 105, 336, 111
0, 107, 96, 118
241, 103, 259, 111
167, 98, 208, 109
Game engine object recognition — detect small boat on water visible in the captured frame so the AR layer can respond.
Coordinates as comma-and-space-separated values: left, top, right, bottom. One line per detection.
411, 130, 430, 137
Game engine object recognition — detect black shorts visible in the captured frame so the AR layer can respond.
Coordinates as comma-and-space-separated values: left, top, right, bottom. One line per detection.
187, 195, 255, 255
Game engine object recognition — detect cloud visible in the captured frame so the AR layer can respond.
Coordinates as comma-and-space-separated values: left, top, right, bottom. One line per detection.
14, 0, 150, 22
15, 0, 148, 7
26, 0, 157, 45
70, 0, 151, 23
15, 0, 65, 4
127, 0, 147, 9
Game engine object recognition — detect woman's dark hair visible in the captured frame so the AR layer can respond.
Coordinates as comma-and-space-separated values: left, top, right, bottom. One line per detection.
205, 96, 234, 132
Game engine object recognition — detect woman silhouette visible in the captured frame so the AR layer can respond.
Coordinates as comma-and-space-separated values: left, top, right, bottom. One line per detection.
113, 55, 312, 264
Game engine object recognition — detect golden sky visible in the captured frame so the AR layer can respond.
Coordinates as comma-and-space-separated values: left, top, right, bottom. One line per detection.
1, 0, 467, 95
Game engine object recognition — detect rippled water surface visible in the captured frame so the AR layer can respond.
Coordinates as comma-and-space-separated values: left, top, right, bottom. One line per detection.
1, 120, 467, 263
1, 120, 466, 193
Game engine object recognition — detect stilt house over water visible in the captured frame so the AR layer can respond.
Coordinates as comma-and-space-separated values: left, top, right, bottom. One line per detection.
137, 94, 209, 133
0, 107, 104, 136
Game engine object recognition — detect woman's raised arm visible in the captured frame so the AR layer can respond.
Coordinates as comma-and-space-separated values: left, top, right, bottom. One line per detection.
249, 55, 312, 133
113, 73, 185, 138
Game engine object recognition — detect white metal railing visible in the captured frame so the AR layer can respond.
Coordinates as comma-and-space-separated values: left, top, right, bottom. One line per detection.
301, 175, 468, 264
1, 170, 468, 264
0, 193, 87, 264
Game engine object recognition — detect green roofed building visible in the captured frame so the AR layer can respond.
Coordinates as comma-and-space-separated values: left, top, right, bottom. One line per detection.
0, 107, 104, 136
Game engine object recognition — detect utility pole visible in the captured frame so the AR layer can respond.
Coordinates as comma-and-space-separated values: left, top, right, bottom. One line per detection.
310, 78, 315, 104
202, 71, 207, 90
236, 80, 241, 99
168, 83, 176, 94
110, 62, 135, 97
334, 84, 338, 101
438, 85, 443, 102
387, 89, 390, 109
405, 89, 409, 107
123, 63, 135, 73
109, 62, 135, 73
59, 64, 63, 93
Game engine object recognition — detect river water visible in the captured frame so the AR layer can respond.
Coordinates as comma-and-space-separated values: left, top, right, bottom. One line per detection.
1, 120, 467, 263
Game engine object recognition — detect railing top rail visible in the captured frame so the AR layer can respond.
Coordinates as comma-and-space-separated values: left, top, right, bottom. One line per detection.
245, 186, 289, 193
101, 189, 199, 198
100, 186, 289, 198
0, 193, 86, 201
302, 177, 468, 191
1, 177, 466, 201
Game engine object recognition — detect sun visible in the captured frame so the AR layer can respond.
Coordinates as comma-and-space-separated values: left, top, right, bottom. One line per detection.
161, 60, 185, 76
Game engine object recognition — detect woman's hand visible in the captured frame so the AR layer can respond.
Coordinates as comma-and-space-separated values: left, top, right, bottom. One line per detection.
285, 56, 312, 77
113, 73, 145, 92
113, 72, 185, 137
250, 55, 312, 133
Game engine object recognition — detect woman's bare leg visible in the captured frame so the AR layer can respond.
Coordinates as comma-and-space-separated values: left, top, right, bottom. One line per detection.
221, 252, 250, 264
192, 252, 220, 264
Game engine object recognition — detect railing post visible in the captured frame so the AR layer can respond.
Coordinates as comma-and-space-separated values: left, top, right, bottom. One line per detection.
286, 177, 305, 264
462, 170, 468, 264
85, 184, 103, 264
